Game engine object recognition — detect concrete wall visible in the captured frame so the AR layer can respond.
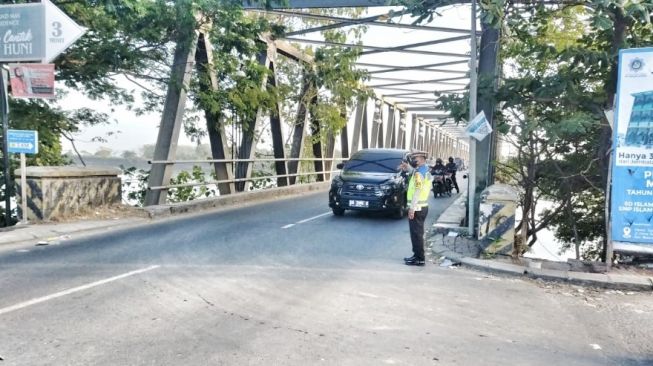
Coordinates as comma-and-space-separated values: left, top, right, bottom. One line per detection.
15, 167, 121, 222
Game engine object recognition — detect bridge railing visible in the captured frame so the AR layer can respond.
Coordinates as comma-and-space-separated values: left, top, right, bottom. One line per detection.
146, 157, 341, 192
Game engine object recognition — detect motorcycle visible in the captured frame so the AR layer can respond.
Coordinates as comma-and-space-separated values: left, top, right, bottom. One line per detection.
431, 169, 453, 198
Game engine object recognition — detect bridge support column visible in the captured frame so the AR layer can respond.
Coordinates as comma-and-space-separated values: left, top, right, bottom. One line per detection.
235, 47, 274, 192
288, 72, 312, 185
385, 105, 396, 148
397, 112, 406, 149
268, 57, 289, 187
145, 12, 197, 206
195, 32, 235, 195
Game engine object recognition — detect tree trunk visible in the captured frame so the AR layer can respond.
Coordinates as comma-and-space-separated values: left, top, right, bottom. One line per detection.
600, 6, 629, 261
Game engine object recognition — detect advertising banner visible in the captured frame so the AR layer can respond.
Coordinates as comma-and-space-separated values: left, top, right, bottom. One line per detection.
0, 2, 45, 62
611, 47, 653, 246
8, 63, 55, 98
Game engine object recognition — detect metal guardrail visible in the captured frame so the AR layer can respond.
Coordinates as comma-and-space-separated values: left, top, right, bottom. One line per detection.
148, 158, 336, 164
147, 157, 341, 191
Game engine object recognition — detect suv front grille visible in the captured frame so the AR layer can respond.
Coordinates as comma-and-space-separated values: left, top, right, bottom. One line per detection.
341, 183, 379, 198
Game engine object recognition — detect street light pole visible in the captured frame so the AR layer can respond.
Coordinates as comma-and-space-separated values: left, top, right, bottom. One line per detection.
467, 0, 478, 236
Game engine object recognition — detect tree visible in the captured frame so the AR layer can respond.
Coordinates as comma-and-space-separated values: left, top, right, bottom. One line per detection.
121, 150, 138, 159
94, 147, 113, 158
436, 0, 653, 260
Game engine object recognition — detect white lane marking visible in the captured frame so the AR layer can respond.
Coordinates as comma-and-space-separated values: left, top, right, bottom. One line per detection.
296, 212, 332, 224
0, 265, 160, 316
281, 211, 332, 229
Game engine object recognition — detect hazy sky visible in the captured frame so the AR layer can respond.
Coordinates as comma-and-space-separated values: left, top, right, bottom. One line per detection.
59, 4, 474, 155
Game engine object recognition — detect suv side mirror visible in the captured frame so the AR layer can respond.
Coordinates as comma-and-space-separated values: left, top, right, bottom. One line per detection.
336, 163, 344, 169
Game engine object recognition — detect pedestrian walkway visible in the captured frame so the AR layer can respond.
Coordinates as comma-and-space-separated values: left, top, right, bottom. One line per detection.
427, 193, 653, 291
0, 217, 149, 249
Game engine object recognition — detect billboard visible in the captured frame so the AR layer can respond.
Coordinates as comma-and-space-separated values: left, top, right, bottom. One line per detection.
0, 2, 45, 62
611, 47, 653, 247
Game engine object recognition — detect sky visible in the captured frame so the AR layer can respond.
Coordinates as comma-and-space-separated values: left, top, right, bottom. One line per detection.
57, 4, 476, 156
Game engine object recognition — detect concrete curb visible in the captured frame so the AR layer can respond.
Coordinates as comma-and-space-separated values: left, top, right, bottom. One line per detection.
0, 218, 150, 249
429, 192, 653, 292
141, 182, 330, 219
431, 246, 653, 291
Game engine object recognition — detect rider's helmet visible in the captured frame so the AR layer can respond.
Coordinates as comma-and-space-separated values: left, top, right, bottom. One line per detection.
448, 157, 454, 163
436, 158, 443, 164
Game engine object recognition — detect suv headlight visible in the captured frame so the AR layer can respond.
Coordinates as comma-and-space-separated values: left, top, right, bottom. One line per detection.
331, 176, 344, 188
379, 183, 393, 193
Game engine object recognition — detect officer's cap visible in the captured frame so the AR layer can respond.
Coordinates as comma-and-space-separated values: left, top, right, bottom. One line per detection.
409, 150, 428, 159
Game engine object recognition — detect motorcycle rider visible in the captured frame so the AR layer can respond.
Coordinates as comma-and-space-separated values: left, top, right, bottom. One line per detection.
446, 157, 460, 194
429, 158, 447, 197
430, 158, 446, 176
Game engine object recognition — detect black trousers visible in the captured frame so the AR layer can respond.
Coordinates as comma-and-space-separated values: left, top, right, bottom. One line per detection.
409, 207, 429, 261
450, 174, 460, 192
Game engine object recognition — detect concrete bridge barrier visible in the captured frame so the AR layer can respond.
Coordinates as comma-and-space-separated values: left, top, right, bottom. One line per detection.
15, 166, 122, 222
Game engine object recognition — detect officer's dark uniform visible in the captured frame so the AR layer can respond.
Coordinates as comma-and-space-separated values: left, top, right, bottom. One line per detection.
404, 151, 431, 266
446, 157, 460, 193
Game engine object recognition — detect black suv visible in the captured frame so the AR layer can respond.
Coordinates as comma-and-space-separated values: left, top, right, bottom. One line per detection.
329, 148, 410, 218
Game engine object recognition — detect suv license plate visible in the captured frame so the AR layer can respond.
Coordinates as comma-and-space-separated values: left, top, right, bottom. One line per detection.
349, 200, 368, 208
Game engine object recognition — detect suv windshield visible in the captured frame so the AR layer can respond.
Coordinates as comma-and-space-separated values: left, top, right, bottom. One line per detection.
343, 151, 405, 173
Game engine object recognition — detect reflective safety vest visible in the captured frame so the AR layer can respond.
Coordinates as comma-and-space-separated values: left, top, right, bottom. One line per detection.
407, 165, 431, 209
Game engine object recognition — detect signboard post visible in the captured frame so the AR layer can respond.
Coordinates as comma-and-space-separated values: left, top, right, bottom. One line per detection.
8, 129, 37, 224
0, 1, 85, 226
610, 47, 653, 255
1, 61, 9, 225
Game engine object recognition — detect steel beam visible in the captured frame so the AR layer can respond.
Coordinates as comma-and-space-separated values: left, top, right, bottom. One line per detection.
370, 68, 468, 75
351, 98, 366, 154
397, 112, 406, 149
360, 35, 471, 56
254, 10, 477, 35
243, 0, 395, 8
282, 38, 470, 58
283, 9, 408, 37
358, 60, 468, 71
369, 76, 468, 88
370, 99, 381, 148
288, 73, 311, 184
194, 32, 235, 195
145, 15, 197, 206
361, 101, 369, 149
385, 105, 396, 148
309, 91, 325, 182
339, 106, 350, 159
267, 59, 289, 187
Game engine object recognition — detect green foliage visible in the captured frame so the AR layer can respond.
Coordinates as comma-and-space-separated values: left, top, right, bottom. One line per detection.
122, 166, 150, 207
168, 166, 217, 203
430, 0, 653, 258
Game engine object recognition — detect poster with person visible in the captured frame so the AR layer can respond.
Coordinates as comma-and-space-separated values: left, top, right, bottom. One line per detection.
611, 47, 653, 247
8, 64, 55, 99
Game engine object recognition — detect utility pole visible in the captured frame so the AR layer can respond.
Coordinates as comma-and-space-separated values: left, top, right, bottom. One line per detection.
468, 0, 501, 236
467, 0, 478, 236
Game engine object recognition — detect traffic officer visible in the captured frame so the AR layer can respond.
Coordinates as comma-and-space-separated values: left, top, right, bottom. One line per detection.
403, 150, 431, 266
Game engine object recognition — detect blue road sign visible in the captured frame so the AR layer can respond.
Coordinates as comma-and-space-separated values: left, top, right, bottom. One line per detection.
7, 129, 38, 154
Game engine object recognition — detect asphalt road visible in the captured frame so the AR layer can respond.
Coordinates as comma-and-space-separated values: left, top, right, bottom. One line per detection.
0, 190, 651, 366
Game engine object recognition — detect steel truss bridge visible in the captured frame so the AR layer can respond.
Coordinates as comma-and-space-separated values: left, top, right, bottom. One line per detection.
145, 0, 493, 216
